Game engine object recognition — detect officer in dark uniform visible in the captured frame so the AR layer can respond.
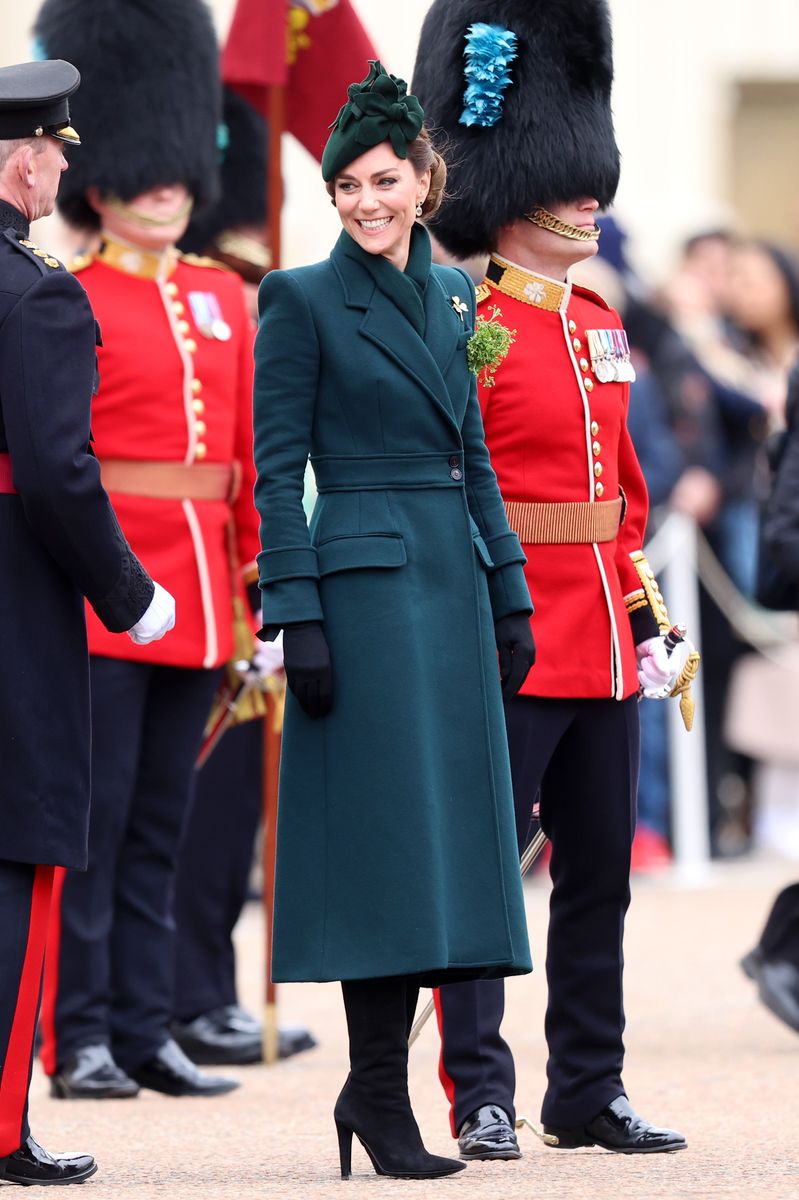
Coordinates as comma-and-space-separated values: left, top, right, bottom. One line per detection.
0, 59, 173, 1185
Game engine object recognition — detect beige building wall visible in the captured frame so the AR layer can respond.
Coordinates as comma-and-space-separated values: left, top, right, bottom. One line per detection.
2, 0, 798, 279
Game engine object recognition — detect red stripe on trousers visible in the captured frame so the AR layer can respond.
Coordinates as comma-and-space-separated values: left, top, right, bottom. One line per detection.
38, 866, 66, 1077
0, 865, 55, 1156
432, 987, 458, 1138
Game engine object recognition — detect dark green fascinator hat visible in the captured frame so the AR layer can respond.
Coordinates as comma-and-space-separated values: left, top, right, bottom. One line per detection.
321, 60, 424, 182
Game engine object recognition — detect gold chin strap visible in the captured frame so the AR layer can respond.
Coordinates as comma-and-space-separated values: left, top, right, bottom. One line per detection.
105, 193, 194, 229
526, 206, 601, 242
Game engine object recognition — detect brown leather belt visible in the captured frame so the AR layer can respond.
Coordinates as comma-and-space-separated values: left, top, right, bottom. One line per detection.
0, 453, 16, 494
504, 497, 623, 544
100, 459, 241, 503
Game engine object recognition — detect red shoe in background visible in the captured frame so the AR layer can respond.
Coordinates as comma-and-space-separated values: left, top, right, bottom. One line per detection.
630, 826, 672, 874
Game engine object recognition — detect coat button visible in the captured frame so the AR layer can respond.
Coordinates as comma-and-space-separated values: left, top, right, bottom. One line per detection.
584, 378, 594, 392
594, 462, 603, 478
580, 358, 590, 372
568, 320, 577, 335
450, 467, 463, 481
165, 282, 179, 297
591, 420, 599, 436
177, 319, 191, 335
194, 420, 207, 437
195, 442, 207, 460
192, 398, 205, 414
593, 440, 602, 457
449, 455, 461, 468
595, 480, 604, 497
184, 338, 198, 354
173, 301, 185, 316
191, 378, 203, 394
573, 337, 582, 352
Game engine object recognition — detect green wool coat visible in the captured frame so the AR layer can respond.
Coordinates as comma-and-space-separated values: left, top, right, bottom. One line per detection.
253, 226, 533, 984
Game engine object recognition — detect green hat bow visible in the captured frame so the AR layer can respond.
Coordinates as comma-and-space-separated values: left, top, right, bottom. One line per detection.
321, 60, 424, 181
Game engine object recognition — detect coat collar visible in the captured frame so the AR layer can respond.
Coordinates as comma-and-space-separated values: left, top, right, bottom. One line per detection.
0, 199, 30, 237
331, 230, 465, 433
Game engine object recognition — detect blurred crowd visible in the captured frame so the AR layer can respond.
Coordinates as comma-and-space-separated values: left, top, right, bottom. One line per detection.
573, 221, 799, 872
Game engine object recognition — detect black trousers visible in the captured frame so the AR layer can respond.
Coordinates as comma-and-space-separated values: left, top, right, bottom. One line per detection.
757, 884, 799, 969
40, 659, 220, 1074
173, 719, 263, 1021
436, 694, 639, 1131
0, 861, 54, 1155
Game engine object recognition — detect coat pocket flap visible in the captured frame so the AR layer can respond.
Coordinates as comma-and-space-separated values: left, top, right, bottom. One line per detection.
317, 533, 407, 576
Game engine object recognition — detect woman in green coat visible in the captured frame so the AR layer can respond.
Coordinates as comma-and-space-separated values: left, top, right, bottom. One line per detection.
253, 63, 534, 1181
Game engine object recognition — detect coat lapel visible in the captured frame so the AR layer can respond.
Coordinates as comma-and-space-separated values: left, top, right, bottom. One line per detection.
331, 236, 462, 434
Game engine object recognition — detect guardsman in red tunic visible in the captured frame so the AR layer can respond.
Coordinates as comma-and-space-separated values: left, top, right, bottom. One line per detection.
414, 0, 698, 1160
35, 0, 260, 1100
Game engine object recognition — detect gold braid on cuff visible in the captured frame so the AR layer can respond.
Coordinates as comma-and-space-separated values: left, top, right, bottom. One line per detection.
629, 551, 701, 731
525, 207, 601, 242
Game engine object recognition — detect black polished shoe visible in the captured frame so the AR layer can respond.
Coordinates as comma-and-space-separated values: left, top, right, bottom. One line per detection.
458, 1105, 522, 1161
278, 1024, 318, 1060
129, 1038, 239, 1096
172, 1007, 262, 1066
741, 948, 799, 1033
173, 1007, 318, 1065
544, 1095, 687, 1153
50, 1043, 140, 1100
0, 1135, 97, 1185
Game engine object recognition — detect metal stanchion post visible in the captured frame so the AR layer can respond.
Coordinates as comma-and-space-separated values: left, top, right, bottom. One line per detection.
660, 513, 711, 878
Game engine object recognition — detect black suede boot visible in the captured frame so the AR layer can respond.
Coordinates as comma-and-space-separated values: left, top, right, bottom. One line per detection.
335, 976, 465, 1180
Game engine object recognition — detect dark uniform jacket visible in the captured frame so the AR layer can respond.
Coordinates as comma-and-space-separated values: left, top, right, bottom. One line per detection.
0, 199, 153, 870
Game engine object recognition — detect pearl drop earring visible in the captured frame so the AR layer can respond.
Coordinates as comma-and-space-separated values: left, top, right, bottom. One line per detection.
415, 202, 423, 218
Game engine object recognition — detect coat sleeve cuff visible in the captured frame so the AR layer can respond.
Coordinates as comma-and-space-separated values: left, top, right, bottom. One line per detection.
257, 545, 320, 584
484, 530, 527, 569
487, 562, 534, 621
259, 577, 324, 627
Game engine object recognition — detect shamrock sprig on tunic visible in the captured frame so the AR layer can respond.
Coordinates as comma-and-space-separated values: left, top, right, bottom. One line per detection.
466, 305, 516, 387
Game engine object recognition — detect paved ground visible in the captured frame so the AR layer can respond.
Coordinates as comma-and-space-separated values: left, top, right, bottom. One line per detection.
28, 858, 799, 1199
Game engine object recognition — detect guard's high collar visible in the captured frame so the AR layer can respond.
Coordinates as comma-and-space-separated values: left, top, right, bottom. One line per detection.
487, 254, 572, 314
97, 234, 177, 281
0, 199, 30, 237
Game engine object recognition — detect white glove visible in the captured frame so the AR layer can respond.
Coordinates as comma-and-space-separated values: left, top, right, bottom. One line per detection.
251, 629, 284, 680
127, 581, 176, 645
636, 634, 696, 700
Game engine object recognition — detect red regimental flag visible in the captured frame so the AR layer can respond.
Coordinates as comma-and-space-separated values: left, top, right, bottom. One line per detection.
222, 0, 379, 161
222, 0, 290, 92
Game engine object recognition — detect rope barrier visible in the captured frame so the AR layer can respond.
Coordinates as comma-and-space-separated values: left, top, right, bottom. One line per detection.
645, 511, 796, 656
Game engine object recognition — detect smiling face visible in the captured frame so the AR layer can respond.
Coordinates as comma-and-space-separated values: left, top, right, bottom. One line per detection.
333, 142, 430, 271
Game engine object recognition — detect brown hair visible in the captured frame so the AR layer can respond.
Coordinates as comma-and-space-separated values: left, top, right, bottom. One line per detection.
325, 126, 447, 218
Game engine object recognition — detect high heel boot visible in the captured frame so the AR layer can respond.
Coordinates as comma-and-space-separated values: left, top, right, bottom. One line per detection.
335, 976, 465, 1180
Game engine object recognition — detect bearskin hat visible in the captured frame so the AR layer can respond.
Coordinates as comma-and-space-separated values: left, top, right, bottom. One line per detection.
179, 88, 267, 262
33, 0, 221, 230
412, 0, 621, 259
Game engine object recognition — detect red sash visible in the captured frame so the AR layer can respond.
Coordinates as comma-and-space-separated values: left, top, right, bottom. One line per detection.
0, 453, 17, 494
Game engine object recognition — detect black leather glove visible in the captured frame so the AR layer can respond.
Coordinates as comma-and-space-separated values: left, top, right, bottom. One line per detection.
494, 612, 536, 699
282, 621, 333, 719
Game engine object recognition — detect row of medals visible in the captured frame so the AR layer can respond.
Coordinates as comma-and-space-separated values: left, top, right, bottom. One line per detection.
586, 328, 636, 383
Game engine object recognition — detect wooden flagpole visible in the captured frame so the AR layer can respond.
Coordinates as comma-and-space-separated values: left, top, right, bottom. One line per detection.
261, 26, 286, 1069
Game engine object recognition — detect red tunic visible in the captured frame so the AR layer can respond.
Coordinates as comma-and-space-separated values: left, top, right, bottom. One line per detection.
478, 258, 650, 700
74, 246, 260, 668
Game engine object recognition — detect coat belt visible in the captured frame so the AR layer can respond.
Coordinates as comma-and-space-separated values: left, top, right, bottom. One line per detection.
312, 451, 465, 492
100, 459, 242, 503
504, 497, 623, 544
0, 452, 16, 494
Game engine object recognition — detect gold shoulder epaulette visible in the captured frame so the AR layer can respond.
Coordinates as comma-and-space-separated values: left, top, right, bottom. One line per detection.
17, 237, 62, 270
475, 281, 491, 305
68, 252, 94, 273
178, 252, 232, 273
